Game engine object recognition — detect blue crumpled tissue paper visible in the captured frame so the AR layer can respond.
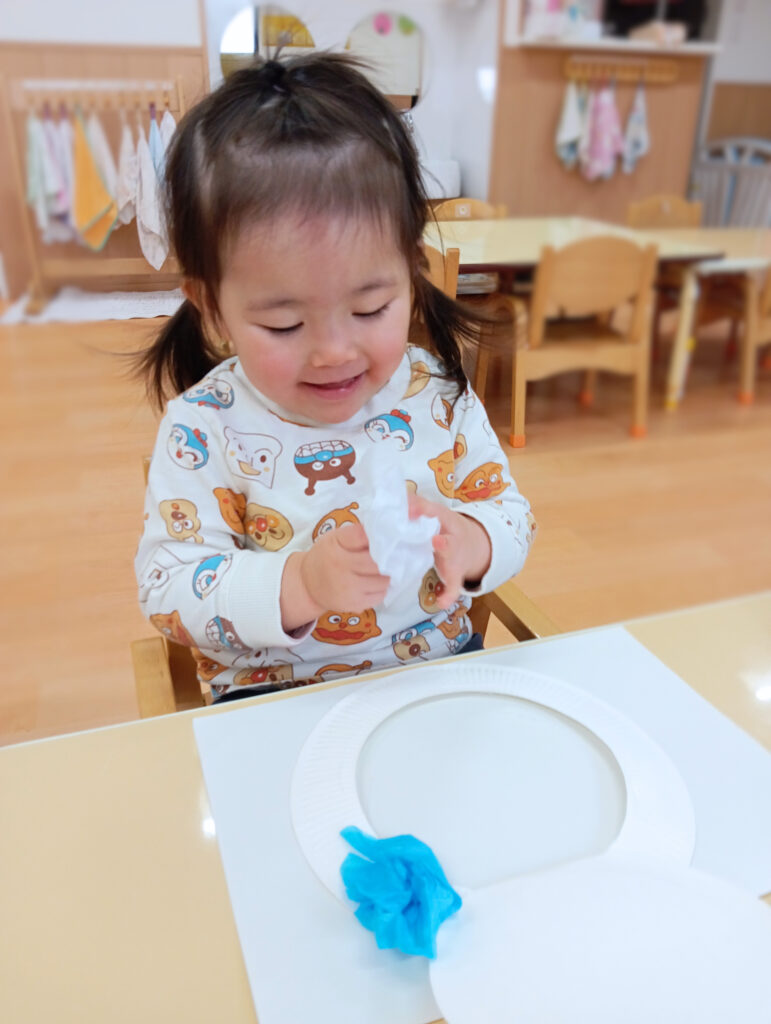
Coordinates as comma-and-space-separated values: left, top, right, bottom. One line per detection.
340, 826, 462, 959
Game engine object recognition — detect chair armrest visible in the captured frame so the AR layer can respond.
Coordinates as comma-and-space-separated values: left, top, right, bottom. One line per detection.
474, 579, 559, 642
131, 636, 206, 718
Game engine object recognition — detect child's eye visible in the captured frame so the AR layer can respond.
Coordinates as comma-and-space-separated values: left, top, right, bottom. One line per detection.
260, 323, 302, 334
354, 303, 390, 319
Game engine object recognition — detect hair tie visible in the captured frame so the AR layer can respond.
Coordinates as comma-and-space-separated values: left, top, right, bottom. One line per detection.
261, 60, 289, 95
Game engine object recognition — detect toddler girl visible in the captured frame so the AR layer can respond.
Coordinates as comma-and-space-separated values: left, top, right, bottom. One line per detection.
135, 53, 535, 701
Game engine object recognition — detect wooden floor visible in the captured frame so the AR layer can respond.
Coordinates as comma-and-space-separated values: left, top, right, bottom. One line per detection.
1, 316, 769, 746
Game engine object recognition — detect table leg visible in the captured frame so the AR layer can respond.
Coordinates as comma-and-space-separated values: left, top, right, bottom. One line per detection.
738, 273, 759, 404
665, 266, 700, 411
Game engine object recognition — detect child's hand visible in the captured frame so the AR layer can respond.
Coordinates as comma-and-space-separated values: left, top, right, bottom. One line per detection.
408, 494, 492, 611
299, 524, 390, 616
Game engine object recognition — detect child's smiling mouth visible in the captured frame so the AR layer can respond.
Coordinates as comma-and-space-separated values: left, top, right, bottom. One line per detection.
303, 373, 364, 398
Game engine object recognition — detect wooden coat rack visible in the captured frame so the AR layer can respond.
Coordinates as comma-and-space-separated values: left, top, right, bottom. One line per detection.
0, 75, 186, 313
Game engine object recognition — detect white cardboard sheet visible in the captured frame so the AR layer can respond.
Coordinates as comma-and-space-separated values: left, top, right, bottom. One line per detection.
193, 626, 771, 1024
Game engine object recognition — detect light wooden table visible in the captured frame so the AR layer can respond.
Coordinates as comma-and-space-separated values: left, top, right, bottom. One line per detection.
2, 592, 770, 1023
423, 216, 721, 273
637, 227, 771, 408
424, 218, 771, 411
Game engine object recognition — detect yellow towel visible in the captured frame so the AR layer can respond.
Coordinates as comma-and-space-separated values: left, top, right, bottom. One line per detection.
72, 113, 117, 251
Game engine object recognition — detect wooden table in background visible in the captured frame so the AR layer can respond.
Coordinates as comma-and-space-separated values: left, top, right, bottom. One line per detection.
638, 227, 771, 408
1, 592, 770, 1022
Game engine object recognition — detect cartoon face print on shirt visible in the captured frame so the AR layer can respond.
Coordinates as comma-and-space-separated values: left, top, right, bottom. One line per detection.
392, 620, 436, 662
312, 502, 360, 541
455, 462, 509, 503
225, 427, 282, 487
418, 567, 446, 614
150, 609, 195, 647
192, 648, 227, 681
205, 615, 251, 656
138, 544, 187, 603
213, 487, 247, 534
431, 393, 454, 431
294, 440, 356, 496
428, 435, 467, 499
233, 664, 295, 689
192, 553, 233, 599
365, 409, 414, 450
167, 423, 208, 470
438, 602, 472, 650
244, 503, 293, 551
159, 499, 203, 543
403, 359, 431, 398
312, 610, 381, 646
182, 377, 234, 410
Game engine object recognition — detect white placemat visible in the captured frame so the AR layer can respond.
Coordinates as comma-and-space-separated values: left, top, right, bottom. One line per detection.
193, 626, 771, 1024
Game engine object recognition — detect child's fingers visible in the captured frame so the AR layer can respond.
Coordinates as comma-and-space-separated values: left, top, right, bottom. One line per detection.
335, 523, 370, 553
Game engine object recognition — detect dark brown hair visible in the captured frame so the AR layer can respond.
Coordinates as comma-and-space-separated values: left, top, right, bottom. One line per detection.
135, 52, 495, 409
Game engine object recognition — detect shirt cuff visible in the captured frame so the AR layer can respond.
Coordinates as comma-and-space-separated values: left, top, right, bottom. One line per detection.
223, 549, 314, 649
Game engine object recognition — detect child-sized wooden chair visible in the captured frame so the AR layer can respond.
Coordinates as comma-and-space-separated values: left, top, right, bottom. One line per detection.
509, 235, 658, 447
132, 244, 559, 717
431, 199, 519, 401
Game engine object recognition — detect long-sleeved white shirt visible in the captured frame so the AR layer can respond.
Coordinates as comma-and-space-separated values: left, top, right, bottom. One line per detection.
135, 347, 535, 696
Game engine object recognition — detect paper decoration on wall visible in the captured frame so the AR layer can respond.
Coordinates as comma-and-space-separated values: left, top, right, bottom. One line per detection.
373, 12, 393, 35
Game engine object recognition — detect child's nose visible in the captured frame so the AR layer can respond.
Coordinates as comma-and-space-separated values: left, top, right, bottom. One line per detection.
308, 325, 357, 367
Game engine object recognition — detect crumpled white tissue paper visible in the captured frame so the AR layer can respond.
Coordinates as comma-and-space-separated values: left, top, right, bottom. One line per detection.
355, 451, 440, 607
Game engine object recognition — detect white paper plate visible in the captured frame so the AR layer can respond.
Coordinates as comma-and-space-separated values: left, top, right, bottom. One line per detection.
290, 664, 696, 899
430, 855, 771, 1024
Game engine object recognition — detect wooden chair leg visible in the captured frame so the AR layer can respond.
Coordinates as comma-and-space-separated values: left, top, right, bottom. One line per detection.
631, 354, 649, 439
579, 369, 597, 406
509, 352, 527, 448
738, 275, 759, 405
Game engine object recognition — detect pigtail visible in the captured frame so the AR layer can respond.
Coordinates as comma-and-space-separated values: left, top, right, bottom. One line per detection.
134, 300, 222, 411
412, 261, 512, 402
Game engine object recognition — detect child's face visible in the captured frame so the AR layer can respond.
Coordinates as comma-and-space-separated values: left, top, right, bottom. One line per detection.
216, 214, 413, 424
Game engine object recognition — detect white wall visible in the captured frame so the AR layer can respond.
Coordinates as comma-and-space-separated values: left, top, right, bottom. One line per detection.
203, 0, 499, 198
0, 0, 201, 46
712, 0, 771, 84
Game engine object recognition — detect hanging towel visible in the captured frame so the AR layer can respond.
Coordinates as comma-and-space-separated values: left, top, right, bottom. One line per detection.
136, 124, 168, 270
577, 84, 593, 173
54, 113, 75, 231
580, 85, 624, 182
41, 115, 74, 242
148, 114, 165, 180
26, 114, 54, 233
86, 110, 118, 198
622, 82, 650, 174
159, 109, 177, 151
72, 112, 117, 251
555, 80, 583, 170
116, 120, 138, 225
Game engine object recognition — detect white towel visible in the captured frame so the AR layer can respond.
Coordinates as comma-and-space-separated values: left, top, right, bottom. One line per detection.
26, 113, 71, 242
136, 124, 168, 270
41, 116, 74, 242
116, 121, 138, 225
149, 115, 165, 180
555, 80, 582, 170
55, 115, 75, 230
622, 83, 650, 174
86, 111, 117, 198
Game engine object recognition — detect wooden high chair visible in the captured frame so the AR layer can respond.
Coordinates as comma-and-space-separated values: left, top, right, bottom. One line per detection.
509, 235, 658, 448
741, 264, 771, 403
626, 194, 702, 229
132, 245, 559, 718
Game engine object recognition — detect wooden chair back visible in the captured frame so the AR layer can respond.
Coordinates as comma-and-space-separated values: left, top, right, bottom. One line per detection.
433, 197, 507, 221
627, 194, 702, 229
528, 236, 658, 348
423, 244, 460, 297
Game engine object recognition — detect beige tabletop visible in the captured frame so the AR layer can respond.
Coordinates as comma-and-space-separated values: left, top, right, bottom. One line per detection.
637, 227, 771, 270
423, 216, 723, 272
2, 592, 770, 1023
